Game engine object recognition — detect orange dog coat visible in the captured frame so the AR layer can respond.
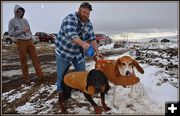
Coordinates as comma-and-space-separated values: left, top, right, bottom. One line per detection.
95, 60, 140, 86
64, 72, 95, 96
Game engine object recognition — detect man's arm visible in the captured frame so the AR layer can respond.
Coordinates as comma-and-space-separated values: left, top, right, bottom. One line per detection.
8, 20, 24, 37
90, 40, 98, 53
90, 40, 103, 58
62, 17, 89, 50
73, 38, 90, 50
88, 22, 103, 58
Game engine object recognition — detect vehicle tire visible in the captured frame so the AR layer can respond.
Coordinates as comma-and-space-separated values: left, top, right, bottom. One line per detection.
6, 38, 12, 44
96, 41, 99, 45
48, 39, 53, 44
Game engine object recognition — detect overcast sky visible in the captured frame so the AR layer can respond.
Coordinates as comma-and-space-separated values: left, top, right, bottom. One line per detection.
1, 1, 178, 37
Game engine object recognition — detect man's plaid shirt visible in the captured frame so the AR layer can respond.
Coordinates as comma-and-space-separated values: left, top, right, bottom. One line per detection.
55, 12, 96, 64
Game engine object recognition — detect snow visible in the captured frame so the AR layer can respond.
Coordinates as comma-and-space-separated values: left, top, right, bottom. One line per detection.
70, 106, 93, 114
2, 60, 56, 78
38, 84, 56, 95
138, 65, 178, 105
38, 99, 57, 114
2, 86, 31, 103
83, 50, 177, 114
16, 102, 36, 114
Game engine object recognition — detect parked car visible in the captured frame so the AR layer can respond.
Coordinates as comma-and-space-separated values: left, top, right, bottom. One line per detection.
2, 31, 39, 44
35, 32, 55, 43
95, 34, 112, 46
50, 33, 58, 39
149, 39, 158, 43
161, 38, 170, 43
32, 35, 40, 44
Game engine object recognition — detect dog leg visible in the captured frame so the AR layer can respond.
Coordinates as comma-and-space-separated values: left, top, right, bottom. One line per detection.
112, 85, 119, 109
100, 93, 111, 111
83, 93, 102, 114
128, 85, 135, 98
59, 92, 67, 113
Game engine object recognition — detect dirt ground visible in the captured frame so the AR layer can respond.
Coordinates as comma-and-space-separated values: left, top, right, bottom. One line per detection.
2, 43, 56, 92
1, 43, 107, 114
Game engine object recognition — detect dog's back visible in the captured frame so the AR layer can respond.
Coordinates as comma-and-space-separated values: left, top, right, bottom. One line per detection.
95, 60, 116, 80
86, 69, 110, 94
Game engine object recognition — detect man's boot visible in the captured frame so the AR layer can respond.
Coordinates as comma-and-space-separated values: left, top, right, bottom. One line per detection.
23, 76, 31, 85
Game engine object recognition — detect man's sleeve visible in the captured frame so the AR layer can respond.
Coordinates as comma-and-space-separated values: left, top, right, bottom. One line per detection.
62, 18, 79, 40
88, 22, 96, 41
8, 19, 24, 37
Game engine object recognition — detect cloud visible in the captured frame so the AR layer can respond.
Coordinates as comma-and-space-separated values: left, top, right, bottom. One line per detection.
2, 2, 178, 36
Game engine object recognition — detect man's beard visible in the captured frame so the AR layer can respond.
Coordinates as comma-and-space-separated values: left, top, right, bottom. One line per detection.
78, 13, 88, 22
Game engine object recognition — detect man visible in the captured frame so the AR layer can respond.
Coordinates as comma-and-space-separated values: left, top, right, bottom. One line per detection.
55, 2, 103, 96
8, 5, 45, 85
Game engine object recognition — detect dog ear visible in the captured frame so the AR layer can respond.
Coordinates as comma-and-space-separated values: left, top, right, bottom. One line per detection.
86, 78, 91, 90
86, 71, 94, 90
132, 59, 144, 74
114, 59, 121, 77
104, 84, 110, 95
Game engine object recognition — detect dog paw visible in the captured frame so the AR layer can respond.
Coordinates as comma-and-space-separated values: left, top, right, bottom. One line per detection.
60, 104, 67, 114
128, 93, 134, 98
113, 104, 119, 110
103, 106, 111, 111
123, 85, 127, 88
94, 106, 102, 114
61, 109, 68, 114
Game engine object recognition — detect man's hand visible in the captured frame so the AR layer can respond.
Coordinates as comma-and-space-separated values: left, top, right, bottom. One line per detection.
73, 38, 90, 51
95, 51, 103, 59
23, 27, 29, 33
82, 42, 90, 51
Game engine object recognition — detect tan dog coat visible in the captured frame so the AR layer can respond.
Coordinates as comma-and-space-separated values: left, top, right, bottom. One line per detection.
95, 60, 140, 86
64, 72, 95, 96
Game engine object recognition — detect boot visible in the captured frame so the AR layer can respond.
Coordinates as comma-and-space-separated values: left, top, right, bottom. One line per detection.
23, 77, 31, 85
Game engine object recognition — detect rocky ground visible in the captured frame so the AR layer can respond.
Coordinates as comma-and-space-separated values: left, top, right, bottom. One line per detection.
136, 48, 178, 88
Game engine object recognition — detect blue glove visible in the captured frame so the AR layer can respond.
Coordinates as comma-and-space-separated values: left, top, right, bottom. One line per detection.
85, 45, 94, 57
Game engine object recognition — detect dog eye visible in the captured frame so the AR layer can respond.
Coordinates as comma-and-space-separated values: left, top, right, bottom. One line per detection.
121, 63, 125, 66
129, 63, 132, 66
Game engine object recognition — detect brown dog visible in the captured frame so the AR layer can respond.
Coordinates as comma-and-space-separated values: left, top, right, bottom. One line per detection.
94, 55, 144, 108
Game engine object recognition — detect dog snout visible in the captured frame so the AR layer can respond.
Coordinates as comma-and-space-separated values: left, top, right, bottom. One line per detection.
95, 88, 100, 93
94, 83, 101, 92
95, 85, 101, 93
126, 70, 130, 76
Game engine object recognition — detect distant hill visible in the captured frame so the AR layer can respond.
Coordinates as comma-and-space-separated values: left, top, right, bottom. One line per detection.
129, 35, 178, 42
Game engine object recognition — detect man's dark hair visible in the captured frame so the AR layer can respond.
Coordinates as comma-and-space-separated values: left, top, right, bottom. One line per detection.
80, 2, 92, 11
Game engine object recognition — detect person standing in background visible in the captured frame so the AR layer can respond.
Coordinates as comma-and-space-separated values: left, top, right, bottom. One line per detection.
8, 5, 45, 85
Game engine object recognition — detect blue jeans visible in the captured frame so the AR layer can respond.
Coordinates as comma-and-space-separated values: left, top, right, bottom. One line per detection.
55, 52, 86, 92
